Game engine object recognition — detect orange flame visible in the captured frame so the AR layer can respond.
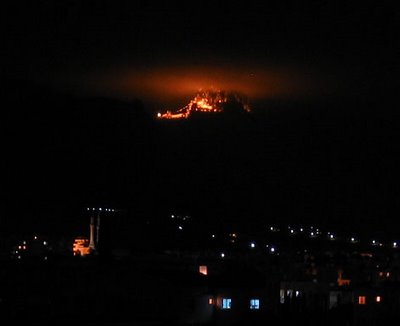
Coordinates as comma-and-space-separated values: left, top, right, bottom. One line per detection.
157, 89, 250, 119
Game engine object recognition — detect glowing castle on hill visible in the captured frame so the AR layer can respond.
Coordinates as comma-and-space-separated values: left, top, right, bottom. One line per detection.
157, 89, 251, 120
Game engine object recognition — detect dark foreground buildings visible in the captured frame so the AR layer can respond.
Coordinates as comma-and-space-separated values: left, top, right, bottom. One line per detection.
2, 219, 400, 325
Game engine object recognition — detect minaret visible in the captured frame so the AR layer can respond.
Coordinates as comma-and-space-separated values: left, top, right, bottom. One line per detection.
89, 215, 96, 250
96, 213, 100, 247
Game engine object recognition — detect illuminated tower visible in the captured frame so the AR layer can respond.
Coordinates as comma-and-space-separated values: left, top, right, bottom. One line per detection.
96, 213, 100, 247
89, 215, 96, 250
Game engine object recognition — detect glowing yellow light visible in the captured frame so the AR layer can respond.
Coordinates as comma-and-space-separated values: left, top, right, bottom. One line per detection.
73, 237, 91, 256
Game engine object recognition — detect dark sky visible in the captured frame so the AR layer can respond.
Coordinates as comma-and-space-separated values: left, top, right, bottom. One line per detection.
2, 1, 398, 107
2, 1, 400, 238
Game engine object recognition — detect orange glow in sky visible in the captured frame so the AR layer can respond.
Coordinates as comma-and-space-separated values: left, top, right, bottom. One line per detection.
81, 63, 323, 109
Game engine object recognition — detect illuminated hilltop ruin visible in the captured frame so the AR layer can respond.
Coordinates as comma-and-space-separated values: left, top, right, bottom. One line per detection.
157, 90, 251, 120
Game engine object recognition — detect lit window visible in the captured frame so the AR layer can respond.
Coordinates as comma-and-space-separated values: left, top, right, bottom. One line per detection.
208, 298, 214, 305
358, 296, 366, 305
250, 299, 260, 310
199, 265, 208, 276
222, 298, 232, 309
376, 296, 382, 303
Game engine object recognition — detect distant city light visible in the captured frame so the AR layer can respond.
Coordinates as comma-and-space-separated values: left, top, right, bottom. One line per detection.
250, 299, 260, 310
222, 298, 232, 309
178, 225, 183, 230
250, 242, 256, 248
199, 265, 208, 275
393, 242, 398, 248
221, 252, 225, 258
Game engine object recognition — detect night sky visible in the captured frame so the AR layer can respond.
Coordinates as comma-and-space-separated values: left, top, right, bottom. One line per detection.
2, 1, 399, 238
